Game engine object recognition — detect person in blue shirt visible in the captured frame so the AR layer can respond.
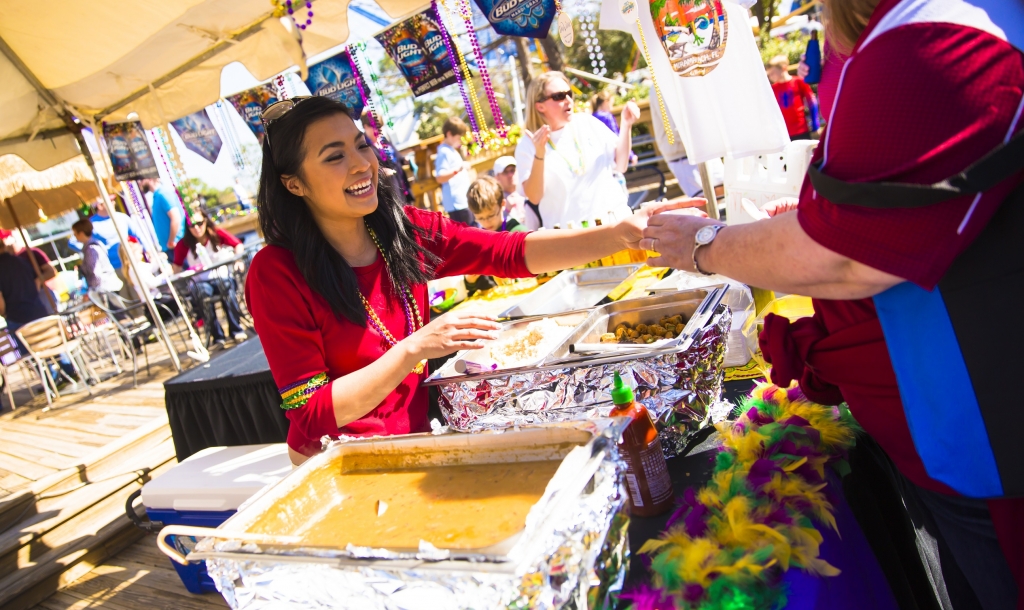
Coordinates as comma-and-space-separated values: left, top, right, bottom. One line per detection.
139, 177, 185, 258
433, 117, 474, 225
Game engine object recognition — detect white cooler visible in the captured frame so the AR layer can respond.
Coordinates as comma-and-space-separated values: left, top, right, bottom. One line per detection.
140, 443, 292, 594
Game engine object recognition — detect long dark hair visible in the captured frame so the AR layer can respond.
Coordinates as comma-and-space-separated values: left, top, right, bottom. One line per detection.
179, 209, 221, 256
257, 96, 438, 326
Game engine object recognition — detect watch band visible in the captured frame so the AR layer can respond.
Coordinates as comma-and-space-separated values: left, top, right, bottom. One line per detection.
692, 224, 724, 276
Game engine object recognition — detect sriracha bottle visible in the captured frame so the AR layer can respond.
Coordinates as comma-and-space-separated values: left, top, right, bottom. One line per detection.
609, 372, 674, 516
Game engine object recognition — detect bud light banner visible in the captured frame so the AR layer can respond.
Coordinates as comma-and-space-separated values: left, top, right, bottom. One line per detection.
225, 83, 280, 145
473, 0, 556, 38
102, 121, 159, 181
304, 50, 367, 117
170, 109, 223, 164
375, 8, 457, 97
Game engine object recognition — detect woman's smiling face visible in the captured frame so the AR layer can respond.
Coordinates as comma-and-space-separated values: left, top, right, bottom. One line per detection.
281, 113, 380, 222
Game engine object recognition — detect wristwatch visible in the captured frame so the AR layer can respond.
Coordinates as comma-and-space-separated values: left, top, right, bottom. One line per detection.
692, 224, 725, 275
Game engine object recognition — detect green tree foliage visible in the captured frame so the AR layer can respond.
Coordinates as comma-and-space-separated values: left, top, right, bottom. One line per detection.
759, 31, 808, 67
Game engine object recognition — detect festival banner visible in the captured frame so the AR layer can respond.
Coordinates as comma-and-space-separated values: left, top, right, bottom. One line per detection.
375, 8, 457, 97
170, 109, 224, 164
225, 83, 280, 144
102, 121, 159, 181
472, 0, 556, 38
304, 49, 368, 117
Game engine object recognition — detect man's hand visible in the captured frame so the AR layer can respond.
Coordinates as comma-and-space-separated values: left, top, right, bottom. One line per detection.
640, 212, 722, 272
617, 198, 707, 250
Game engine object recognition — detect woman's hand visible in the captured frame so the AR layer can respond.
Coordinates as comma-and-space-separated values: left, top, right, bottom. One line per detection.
640, 211, 722, 272
524, 126, 551, 152
615, 198, 708, 249
620, 101, 641, 128
405, 311, 501, 361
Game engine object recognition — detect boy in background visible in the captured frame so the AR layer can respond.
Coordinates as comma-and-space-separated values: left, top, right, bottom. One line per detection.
433, 117, 474, 225
462, 175, 527, 295
466, 176, 528, 233
767, 55, 818, 140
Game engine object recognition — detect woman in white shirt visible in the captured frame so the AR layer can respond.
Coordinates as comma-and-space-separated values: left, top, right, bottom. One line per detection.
515, 71, 639, 228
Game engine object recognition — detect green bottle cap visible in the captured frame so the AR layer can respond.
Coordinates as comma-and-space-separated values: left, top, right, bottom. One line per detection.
611, 372, 634, 405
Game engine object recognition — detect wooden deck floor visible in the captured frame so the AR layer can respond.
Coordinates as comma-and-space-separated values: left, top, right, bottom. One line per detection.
31, 535, 228, 610
0, 326, 251, 609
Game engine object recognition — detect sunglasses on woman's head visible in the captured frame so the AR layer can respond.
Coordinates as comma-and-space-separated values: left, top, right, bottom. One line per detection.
543, 91, 572, 102
260, 96, 314, 151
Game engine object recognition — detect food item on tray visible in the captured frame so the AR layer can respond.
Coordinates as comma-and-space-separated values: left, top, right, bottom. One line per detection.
246, 458, 563, 550
600, 314, 685, 345
488, 318, 573, 368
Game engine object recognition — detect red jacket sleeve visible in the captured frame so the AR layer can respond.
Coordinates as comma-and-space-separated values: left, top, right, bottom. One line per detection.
216, 228, 242, 248
404, 206, 532, 279
797, 23, 1024, 289
172, 240, 189, 268
245, 247, 338, 454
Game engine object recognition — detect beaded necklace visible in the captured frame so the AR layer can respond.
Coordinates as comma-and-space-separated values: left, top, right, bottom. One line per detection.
360, 227, 427, 374
546, 121, 586, 176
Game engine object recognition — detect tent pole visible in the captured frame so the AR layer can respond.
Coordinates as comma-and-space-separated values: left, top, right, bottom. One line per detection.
75, 136, 182, 372
698, 161, 721, 220
118, 179, 209, 363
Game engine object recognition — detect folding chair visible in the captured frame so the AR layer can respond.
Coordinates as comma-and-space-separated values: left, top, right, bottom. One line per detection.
16, 316, 97, 408
0, 328, 40, 410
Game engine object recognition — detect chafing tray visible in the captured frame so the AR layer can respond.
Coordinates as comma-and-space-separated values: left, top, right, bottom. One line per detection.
426, 288, 731, 449
169, 421, 629, 610
497, 264, 643, 320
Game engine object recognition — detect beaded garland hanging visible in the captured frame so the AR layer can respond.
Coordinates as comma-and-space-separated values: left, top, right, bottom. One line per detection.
272, 0, 314, 30
363, 227, 428, 375
148, 126, 193, 217
349, 42, 398, 146
432, 0, 482, 144
575, 0, 607, 76
621, 0, 675, 145
437, 0, 488, 146
453, 0, 508, 139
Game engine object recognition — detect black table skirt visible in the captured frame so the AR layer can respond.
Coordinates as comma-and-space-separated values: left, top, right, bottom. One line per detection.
164, 336, 288, 461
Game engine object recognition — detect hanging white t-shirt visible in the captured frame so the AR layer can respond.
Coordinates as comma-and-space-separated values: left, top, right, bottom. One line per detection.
601, 0, 789, 164
514, 113, 630, 228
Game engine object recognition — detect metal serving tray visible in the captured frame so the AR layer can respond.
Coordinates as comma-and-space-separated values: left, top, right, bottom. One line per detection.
497, 264, 643, 320
179, 422, 630, 610
428, 310, 591, 381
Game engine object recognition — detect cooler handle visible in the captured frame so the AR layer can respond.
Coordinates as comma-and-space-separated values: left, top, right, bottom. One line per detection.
156, 524, 303, 565
125, 489, 163, 533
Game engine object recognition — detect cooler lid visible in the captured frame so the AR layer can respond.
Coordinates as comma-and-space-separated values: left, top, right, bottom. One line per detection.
142, 443, 292, 512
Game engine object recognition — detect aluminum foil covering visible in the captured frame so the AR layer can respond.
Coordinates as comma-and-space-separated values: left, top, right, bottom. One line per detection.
201, 447, 629, 610
438, 306, 731, 458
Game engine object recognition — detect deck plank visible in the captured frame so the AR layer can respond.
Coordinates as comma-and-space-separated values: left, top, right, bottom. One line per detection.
51, 573, 227, 610
0, 451, 58, 480
0, 420, 117, 446
0, 430, 96, 458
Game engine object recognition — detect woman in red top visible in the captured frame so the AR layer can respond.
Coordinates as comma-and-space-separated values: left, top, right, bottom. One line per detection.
640, 1, 1024, 608
173, 208, 247, 347
245, 97, 686, 465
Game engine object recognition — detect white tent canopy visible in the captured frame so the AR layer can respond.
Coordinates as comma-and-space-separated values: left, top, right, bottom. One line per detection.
0, 0, 425, 170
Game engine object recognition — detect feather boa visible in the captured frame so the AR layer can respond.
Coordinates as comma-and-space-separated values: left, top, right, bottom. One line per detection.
626, 383, 860, 610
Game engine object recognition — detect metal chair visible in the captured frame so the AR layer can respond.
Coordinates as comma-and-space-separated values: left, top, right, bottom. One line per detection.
0, 328, 41, 410
15, 316, 97, 408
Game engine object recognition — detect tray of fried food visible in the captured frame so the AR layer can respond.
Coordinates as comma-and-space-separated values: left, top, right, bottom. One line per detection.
601, 312, 685, 345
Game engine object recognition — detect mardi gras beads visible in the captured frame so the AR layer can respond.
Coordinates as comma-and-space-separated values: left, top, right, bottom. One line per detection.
438, 0, 487, 143
432, 1, 481, 142
272, 0, 314, 30
621, 0, 675, 145
453, 0, 507, 138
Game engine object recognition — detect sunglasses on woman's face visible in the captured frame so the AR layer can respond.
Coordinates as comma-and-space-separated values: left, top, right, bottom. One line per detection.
189, 219, 206, 228
543, 91, 572, 102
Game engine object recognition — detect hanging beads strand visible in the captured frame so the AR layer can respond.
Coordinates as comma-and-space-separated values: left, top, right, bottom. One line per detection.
148, 127, 191, 217
575, 0, 607, 76
438, 0, 487, 143
275, 0, 314, 30
454, 0, 507, 138
346, 49, 385, 148
634, 17, 676, 145
274, 74, 289, 100
351, 42, 396, 135
432, 1, 481, 141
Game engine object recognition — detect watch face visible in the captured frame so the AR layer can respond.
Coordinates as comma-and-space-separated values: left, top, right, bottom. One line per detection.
695, 225, 718, 244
